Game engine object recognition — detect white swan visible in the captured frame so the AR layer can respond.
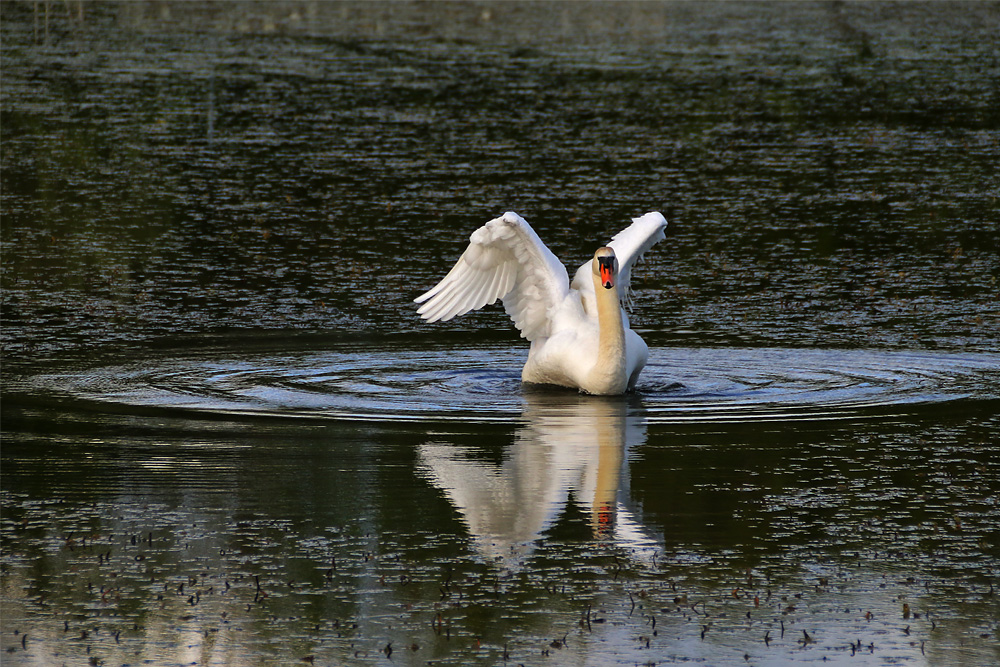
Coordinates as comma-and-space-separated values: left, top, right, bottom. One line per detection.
414, 211, 668, 395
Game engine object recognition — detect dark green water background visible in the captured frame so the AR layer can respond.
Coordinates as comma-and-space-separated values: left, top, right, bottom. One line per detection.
2, 2, 999, 666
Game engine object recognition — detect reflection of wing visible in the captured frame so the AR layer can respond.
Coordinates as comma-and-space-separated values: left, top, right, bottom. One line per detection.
418, 442, 571, 561
415, 212, 570, 341
572, 212, 668, 314
417, 393, 659, 568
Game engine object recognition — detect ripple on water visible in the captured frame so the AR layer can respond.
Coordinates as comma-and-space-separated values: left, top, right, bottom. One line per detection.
14, 344, 1000, 424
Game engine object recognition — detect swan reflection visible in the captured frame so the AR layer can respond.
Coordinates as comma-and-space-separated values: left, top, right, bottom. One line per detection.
418, 392, 660, 566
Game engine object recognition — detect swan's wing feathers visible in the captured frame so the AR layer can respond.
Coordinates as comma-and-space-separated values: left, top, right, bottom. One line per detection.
415, 212, 569, 341
608, 211, 668, 309
570, 211, 668, 314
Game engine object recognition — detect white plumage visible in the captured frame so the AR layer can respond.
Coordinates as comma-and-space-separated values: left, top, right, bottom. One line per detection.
415, 211, 668, 394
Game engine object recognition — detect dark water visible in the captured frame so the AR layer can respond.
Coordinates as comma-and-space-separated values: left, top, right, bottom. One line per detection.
2, 2, 999, 666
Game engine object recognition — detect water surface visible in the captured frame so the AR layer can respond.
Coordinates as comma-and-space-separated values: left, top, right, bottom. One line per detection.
2, 2, 999, 666
8, 340, 1000, 424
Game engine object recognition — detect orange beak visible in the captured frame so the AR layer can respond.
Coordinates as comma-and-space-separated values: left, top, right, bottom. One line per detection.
600, 263, 614, 289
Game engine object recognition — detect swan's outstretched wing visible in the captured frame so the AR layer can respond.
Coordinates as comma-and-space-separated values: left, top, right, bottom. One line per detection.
608, 211, 668, 298
415, 212, 570, 341
572, 211, 668, 313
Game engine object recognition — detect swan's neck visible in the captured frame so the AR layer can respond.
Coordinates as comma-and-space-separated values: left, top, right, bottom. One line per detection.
588, 273, 627, 394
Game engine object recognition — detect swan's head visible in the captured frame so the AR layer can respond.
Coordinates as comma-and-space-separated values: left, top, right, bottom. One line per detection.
593, 247, 618, 290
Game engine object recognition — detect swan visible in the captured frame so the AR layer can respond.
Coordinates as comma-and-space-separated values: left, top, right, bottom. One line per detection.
414, 211, 668, 395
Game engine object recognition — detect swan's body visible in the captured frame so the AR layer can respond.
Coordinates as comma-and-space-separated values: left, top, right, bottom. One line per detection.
414, 211, 668, 395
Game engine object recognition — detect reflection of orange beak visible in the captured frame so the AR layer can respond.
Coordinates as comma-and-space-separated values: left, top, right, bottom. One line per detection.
600, 264, 614, 289
595, 501, 614, 538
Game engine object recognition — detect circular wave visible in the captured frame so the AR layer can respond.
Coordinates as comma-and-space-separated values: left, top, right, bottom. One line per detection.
17, 344, 1000, 424
641, 348, 999, 422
